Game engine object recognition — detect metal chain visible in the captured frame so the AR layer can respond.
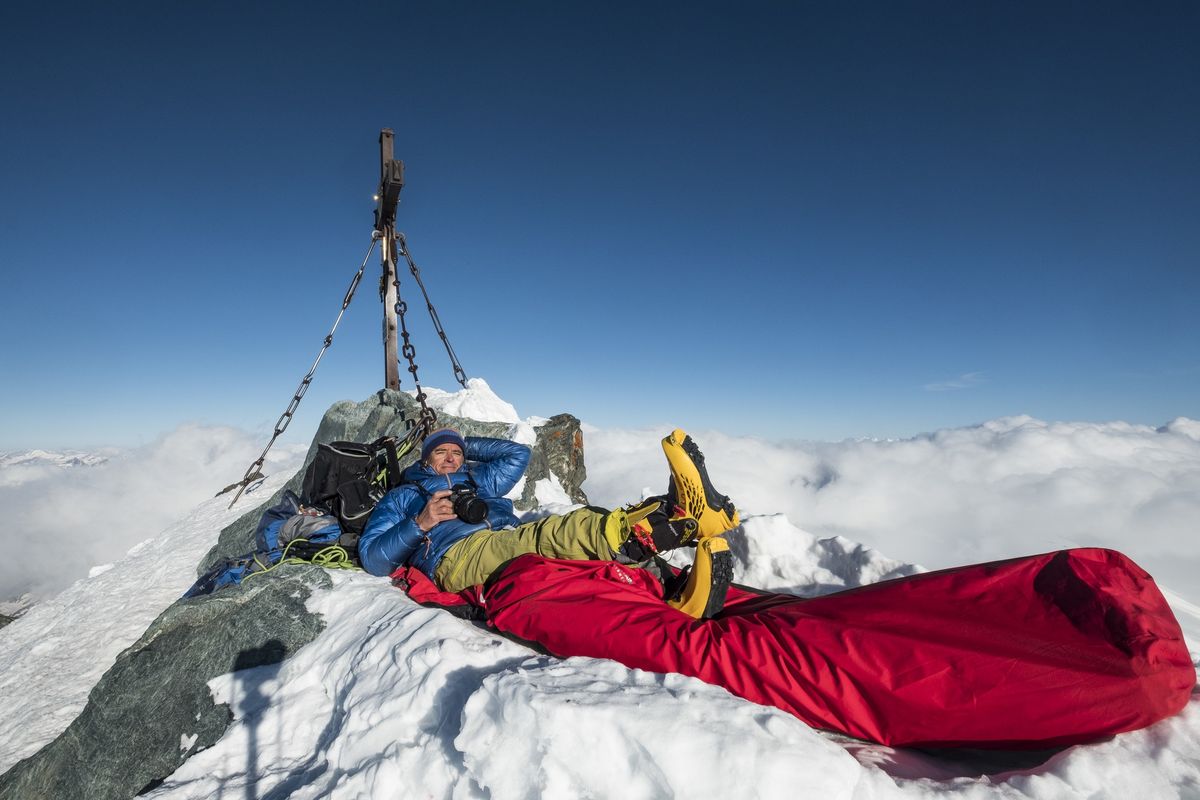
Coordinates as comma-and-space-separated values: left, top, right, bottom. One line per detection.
392, 253, 439, 437
225, 234, 381, 508
396, 233, 468, 388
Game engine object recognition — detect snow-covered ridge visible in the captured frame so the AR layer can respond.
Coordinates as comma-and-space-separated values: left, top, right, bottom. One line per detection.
0, 448, 111, 470
0, 448, 113, 490
0, 449, 110, 469
409, 377, 520, 424
2, 384, 1198, 798
0, 471, 292, 771
0, 595, 32, 620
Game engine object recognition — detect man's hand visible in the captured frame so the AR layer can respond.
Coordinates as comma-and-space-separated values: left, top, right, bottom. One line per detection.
415, 490, 456, 532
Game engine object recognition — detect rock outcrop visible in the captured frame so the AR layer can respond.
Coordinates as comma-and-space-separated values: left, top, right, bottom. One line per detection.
202, 390, 586, 574
0, 392, 587, 800
0, 568, 328, 800
518, 413, 588, 507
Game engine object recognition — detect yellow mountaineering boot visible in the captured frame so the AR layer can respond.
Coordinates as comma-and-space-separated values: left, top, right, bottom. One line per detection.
662, 429, 740, 538
624, 495, 668, 531
611, 497, 700, 563
667, 535, 734, 620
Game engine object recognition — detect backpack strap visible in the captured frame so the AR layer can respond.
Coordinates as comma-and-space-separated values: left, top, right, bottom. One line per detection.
365, 435, 404, 491
381, 437, 403, 489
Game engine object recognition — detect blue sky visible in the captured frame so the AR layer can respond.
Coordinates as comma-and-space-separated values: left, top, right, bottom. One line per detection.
1, 1, 1197, 449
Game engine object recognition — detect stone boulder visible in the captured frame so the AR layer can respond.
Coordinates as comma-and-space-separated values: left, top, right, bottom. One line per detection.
518, 413, 588, 507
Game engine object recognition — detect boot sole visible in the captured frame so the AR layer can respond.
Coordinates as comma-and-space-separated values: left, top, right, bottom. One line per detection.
701, 543, 735, 619
662, 429, 740, 538
668, 536, 734, 620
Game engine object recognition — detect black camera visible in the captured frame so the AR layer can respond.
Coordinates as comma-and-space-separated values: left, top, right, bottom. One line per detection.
449, 484, 488, 524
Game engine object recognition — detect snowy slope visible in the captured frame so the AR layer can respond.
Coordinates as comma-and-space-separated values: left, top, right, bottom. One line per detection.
0, 425, 308, 604
1, 382, 1197, 798
0, 475, 288, 770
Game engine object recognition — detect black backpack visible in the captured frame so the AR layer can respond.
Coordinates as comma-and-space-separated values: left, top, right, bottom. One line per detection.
300, 436, 405, 540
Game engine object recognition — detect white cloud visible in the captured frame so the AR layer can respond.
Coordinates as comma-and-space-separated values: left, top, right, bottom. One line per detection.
0, 425, 304, 601
923, 371, 986, 391
583, 416, 1200, 604
8, 413, 1198, 613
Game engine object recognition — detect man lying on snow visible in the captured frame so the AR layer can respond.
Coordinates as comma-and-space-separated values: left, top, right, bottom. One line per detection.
358, 427, 741, 619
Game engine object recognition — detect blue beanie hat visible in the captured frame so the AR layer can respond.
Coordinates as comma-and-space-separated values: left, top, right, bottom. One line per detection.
421, 428, 467, 462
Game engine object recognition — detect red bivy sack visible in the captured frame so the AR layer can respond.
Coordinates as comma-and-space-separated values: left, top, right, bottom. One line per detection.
475, 547, 1195, 749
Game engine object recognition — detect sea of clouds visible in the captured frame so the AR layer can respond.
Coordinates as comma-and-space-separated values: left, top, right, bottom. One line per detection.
0, 426, 306, 602
585, 415, 1200, 606
2, 385, 1198, 797
3, 412, 1198, 611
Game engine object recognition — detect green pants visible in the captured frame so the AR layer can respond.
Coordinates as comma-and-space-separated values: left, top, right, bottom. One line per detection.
434, 507, 626, 593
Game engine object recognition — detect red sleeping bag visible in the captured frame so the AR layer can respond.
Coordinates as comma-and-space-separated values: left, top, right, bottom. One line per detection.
467, 547, 1194, 749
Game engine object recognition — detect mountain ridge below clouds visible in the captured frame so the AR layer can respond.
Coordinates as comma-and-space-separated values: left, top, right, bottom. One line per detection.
0, 449, 112, 470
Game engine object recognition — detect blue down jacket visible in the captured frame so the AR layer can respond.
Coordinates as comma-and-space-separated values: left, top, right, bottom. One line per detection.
358, 436, 531, 577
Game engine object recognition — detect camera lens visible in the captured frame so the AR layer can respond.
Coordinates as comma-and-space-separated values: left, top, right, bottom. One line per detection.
451, 487, 488, 524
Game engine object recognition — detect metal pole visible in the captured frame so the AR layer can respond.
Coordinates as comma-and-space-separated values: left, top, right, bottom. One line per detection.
377, 129, 403, 390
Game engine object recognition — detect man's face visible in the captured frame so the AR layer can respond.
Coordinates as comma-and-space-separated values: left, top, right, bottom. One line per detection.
428, 444, 464, 475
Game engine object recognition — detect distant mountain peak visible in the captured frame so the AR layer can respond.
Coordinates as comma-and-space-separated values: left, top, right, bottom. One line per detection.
0, 449, 110, 470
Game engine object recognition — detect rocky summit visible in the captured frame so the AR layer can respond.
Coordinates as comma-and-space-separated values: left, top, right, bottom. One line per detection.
202, 389, 586, 575
0, 392, 588, 800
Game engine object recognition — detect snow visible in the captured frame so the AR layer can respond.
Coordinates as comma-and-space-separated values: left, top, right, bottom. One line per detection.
0, 472, 286, 769
581, 417, 1200, 622
414, 377, 521, 424
0, 595, 33, 620
0, 447, 111, 487
0, 424, 307, 602
1, 383, 1198, 798
0, 449, 112, 470
530, 475, 572, 507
